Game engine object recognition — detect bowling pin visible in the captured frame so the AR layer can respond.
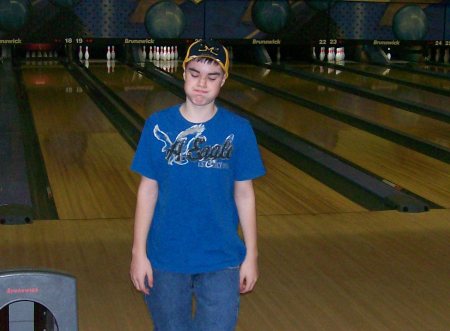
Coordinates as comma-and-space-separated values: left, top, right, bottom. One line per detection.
155, 46, 160, 61
425, 48, 432, 62
84, 46, 89, 61
435, 48, 440, 62
111, 46, 115, 60
142, 45, 147, 61
26, 51, 30, 58
335, 48, 341, 62
107, 46, 111, 60
78, 46, 83, 61
149, 46, 153, 61
138, 46, 143, 63
319, 47, 325, 61
312, 47, 317, 60
327, 47, 335, 62
386, 47, 391, 61
443, 48, 449, 64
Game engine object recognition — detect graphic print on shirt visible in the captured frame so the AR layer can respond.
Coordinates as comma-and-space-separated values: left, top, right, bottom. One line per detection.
153, 123, 233, 168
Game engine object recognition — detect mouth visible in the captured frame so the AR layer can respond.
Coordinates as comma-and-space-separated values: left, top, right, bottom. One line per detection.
194, 89, 208, 94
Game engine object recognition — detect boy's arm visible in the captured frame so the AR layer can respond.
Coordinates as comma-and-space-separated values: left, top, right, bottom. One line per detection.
234, 179, 258, 294
130, 176, 158, 294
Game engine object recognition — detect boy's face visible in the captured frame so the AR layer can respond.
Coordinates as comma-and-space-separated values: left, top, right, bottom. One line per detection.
183, 59, 226, 108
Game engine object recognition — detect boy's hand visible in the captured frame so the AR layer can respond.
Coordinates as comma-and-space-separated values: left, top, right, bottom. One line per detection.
239, 255, 258, 294
130, 254, 153, 295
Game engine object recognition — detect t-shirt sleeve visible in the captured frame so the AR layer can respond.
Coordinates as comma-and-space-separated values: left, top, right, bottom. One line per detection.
233, 121, 266, 181
130, 116, 158, 180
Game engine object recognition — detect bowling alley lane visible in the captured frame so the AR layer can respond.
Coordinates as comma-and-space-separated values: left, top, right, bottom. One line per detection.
20, 64, 140, 220
289, 63, 450, 114
168, 65, 450, 207
232, 64, 450, 150
404, 63, 450, 75
85, 62, 366, 215
338, 62, 450, 92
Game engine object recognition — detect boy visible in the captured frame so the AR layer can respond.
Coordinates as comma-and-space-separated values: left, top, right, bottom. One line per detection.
130, 39, 265, 331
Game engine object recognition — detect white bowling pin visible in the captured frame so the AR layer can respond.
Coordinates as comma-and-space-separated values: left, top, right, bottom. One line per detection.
387, 47, 391, 61
107, 46, 111, 60
138, 46, 143, 62
142, 46, 147, 61
155, 46, 160, 61
84, 46, 89, 61
327, 47, 335, 62
435, 48, 440, 62
312, 47, 317, 60
149, 46, 153, 61
319, 47, 325, 61
443, 48, 449, 64
78, 46, 83, 61
111, 46, 115, 60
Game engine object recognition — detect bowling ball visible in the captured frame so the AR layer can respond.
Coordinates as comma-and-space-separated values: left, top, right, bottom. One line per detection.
251, 0, 291, 34
49, 0, 80, 8
305, 0, 336, 11
0, 0, 31, 32
392, 5, 428, 40
145, 0, 185, 38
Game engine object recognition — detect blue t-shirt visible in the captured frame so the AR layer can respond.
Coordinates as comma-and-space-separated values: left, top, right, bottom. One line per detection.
131, 105, 266, 273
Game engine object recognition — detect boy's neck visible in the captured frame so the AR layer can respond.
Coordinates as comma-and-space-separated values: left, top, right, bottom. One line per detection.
180, 101, 217, 123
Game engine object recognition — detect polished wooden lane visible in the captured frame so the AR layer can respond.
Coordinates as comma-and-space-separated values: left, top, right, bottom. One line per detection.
233, 65, 450, 151
290, 63, 450, 114
340, 62, 450, 92
409, 63, 450, 75
87, 63, 365, 215
179, 70, 450, 207
1, 209, 448, 330
21, 65, 140, 220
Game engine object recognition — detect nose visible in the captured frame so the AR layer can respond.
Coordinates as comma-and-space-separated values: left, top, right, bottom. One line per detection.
197, 75, 207, 88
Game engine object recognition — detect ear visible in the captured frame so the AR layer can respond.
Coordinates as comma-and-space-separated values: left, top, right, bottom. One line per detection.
220, 76, 226, 87
183, 71, 186, 81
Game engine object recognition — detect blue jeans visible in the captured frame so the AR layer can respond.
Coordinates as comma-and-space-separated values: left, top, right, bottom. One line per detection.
144, 267, 240, 331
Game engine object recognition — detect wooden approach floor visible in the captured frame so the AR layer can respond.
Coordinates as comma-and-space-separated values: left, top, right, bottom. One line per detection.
1, 209, 449, 331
